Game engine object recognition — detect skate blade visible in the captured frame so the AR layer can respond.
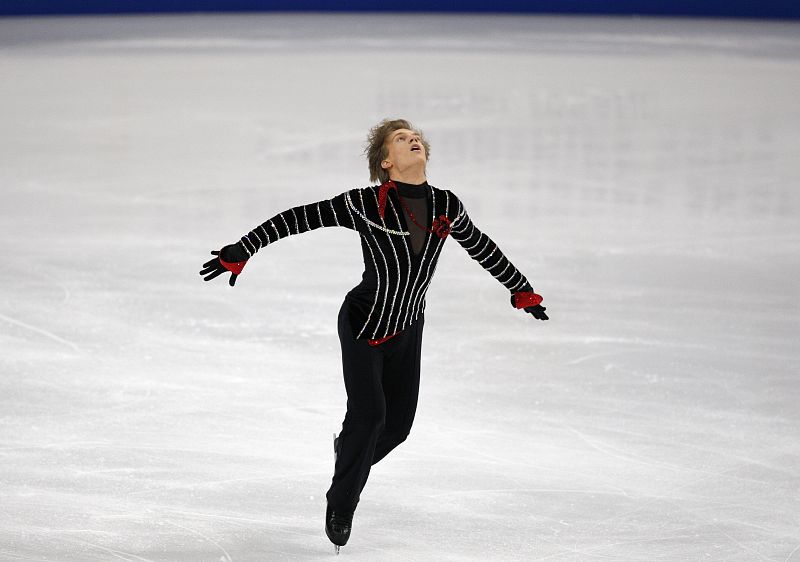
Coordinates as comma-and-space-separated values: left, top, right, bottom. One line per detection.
334, 544, 340, 555
333, 432, 338, 462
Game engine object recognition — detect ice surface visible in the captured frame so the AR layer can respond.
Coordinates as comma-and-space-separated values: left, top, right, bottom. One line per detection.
1, 13, 799, 561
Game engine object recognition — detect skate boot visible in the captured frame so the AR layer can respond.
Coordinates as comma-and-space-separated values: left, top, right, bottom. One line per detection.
326, 502, 354, 554
328, 433, 350, 553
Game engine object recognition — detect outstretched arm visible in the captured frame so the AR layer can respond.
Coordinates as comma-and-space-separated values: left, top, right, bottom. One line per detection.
448, 192, 548, 320
236, 190, 357, 258
199, 190, 358, 286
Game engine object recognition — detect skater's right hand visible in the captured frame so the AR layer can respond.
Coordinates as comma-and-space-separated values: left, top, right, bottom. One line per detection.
199, 244, 248, 287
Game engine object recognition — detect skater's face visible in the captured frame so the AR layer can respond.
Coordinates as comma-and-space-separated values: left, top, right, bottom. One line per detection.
381, 128, 427, 179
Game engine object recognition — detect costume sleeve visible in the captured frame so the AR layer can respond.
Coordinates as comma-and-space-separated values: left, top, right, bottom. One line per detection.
448, 192, 532, 293
235, 190, 358, 258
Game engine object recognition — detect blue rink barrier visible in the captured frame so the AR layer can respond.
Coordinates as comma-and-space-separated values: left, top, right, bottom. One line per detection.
1, 0, 799, 19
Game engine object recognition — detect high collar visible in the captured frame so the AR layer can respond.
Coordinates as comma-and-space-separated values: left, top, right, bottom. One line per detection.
378, 179, 430, 219
393, 180, 429, 199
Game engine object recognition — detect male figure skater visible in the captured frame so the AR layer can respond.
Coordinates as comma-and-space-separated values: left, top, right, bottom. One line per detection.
200, 118, 548, 553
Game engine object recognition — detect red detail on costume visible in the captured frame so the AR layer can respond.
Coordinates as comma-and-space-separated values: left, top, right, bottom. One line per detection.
378, 180, 451, 240
377, 180, 397, 219
432, 215, 451, 239
219, 255, 247, 275
368, 331, 401, 346
513, 291, 543, 309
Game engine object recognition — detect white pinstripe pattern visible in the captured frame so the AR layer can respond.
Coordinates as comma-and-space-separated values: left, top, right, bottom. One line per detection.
415, 241, 445, 318
329, 200, 340, 226
356, 234, 381, 340
232, 185, 532, 340
370, 233, 392, 339
450, 222, 467, 236
250, 227, 266, 249
240, 236, 253, 257
465, 232, 487, 253
510, 275, 528, 292
409, 190, 450, 318
495, 262, 512, 281
237, 192, 357, 267
412, 236, 445, 318
456, 221, 476, 243
413, 234, 445, 316
401, 187, 436, 328
450, 201, 468, 233
405, 187, 442, 325
473, 239, 495, 260
447, 191, 530, 292
486, 255, 506, 271
478, 244, 499, 264
371, 190, 402, 338
360, 190, 391, 339
343, 190, 357, 228
345, 192, 410, 235
386, 196, 413, 334
504, 269, 522, 289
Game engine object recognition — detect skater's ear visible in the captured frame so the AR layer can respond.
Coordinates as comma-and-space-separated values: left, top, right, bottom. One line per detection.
381, 159, 392, 170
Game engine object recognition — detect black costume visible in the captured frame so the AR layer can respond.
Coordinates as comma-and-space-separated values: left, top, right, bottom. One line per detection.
235, 181, 533, 341
201, 179, 546, 545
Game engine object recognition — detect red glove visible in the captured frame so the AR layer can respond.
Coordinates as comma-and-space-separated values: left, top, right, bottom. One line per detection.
219, 254, 247, 275
512, 291, 543, 309
199, 244, 249, 287
510, 288, 548, 321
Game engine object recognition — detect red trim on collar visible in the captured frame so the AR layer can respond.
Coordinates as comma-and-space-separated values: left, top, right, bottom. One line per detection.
377, 180, 397, 219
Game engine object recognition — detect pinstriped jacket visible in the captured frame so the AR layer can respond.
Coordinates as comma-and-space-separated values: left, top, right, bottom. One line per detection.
236, 183, 532, 340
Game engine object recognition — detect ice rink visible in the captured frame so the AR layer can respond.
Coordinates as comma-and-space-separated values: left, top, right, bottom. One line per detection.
1, 12, 799, 561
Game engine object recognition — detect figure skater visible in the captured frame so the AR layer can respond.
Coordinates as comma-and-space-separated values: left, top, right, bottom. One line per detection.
199, 118, 548, 553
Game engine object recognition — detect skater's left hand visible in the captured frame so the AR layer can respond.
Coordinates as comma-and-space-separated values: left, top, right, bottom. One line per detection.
522, 304, 548, 321
510, 284, 548, 321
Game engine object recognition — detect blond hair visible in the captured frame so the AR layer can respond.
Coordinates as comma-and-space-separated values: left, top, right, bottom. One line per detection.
364, 118, 431, 184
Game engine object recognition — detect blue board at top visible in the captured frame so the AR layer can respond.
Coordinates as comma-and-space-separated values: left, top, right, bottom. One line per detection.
1, 0, 799, 19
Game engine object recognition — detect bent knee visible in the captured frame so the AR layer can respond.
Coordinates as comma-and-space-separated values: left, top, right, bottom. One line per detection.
345, 412, 386, 435
384, 425, 412, 444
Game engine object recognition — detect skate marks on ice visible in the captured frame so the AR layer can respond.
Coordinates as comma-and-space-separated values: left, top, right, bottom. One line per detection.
0, 305, 81, 354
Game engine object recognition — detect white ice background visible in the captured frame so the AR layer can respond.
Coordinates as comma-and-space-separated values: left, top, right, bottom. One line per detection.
1, 13, 799, 561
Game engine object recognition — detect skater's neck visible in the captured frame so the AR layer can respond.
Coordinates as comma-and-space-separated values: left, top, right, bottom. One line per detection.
389, 170, 427, 185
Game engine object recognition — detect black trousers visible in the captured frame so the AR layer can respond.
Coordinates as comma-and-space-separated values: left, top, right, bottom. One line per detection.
326, 299, 425, 511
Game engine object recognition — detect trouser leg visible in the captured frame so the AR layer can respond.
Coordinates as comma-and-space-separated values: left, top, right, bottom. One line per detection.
326, 302, 385, 511
371, 313, 424, 465
326, 301, 426, 510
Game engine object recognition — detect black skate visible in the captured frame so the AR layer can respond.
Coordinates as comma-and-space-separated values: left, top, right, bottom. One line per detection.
326, 502, 353, 554
328, 433, 352, 553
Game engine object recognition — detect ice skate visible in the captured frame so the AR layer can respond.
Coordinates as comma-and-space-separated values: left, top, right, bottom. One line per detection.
333, 432, 340, 463
326, 502, 353, 554
327, 433, 350, 553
